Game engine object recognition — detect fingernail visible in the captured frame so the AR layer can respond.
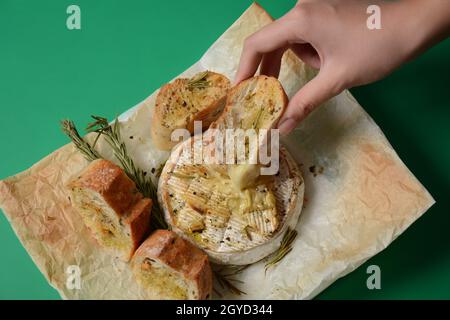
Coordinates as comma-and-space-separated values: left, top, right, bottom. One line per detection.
278, 118, 297, 136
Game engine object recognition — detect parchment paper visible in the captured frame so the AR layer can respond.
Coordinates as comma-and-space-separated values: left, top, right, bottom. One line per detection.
0, 3, 434, 299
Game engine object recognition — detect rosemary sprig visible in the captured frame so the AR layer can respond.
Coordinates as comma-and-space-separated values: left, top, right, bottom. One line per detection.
187, 71, 210, 90
212, 264, 249, 297
155, 161, 166, 178
86, 116, 146, 192
265, 227, 298, 272
61, 120, 102, 161
86, 116, 168, 230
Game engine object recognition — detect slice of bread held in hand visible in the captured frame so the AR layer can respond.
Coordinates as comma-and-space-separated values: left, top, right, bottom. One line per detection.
151, 71, 230, 150
215, 75, 288, 131
68, 159, 152, 261
212, 75, 288, 190
132, 230, 212, 300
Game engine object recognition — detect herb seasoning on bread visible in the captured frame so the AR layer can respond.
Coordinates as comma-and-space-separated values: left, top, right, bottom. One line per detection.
68, 159, 152, 261
151, 71, 230, 150
132, 230, 212, 300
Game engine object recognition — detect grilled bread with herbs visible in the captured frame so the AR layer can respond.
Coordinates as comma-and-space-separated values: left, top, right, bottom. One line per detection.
68, 159, 152, 261
212, 75, 289, 190
151, 71, 230, 151
132, 230, 212, 300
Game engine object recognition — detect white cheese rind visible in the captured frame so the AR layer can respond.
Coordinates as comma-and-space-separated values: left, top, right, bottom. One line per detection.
158, 141, 304, 265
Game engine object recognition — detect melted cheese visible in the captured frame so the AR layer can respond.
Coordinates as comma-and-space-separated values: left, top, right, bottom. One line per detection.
228, 164, 261, 191
166, 164, 279, 251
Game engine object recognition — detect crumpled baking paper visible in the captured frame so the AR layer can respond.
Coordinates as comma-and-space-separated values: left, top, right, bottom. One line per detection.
0, 3, 434, 299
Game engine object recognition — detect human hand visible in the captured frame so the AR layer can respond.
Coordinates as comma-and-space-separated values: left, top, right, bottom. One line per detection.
235, 0, 450, 135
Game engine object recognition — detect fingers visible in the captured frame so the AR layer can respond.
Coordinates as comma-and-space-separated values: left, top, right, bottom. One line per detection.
235, 17, 299, 84
278, 69, 343, 135
260, 46, 288, 78
290, 43, 321, 70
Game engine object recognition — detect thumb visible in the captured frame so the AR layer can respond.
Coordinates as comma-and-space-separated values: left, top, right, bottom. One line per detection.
278, 69, 343, 135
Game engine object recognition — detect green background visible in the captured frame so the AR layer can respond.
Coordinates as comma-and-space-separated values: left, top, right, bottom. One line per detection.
0, 0, 449, 300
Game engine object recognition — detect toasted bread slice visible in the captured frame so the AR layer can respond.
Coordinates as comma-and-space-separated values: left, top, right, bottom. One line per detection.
212, 75, 288, 190
68, 159, 152, 261
151, 71, 230, 150
214, 75, 287, 131
132, 230, 212, 300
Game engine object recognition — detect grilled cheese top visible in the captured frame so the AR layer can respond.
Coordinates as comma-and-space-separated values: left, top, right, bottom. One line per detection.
164, 163, 279, 252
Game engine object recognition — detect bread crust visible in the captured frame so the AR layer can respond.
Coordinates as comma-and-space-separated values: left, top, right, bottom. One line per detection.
68, 159, 152, 261
151, 71, 230, 151
69, 159, 142, 215
126, 198, 152, 259
133, 230, 212, 300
